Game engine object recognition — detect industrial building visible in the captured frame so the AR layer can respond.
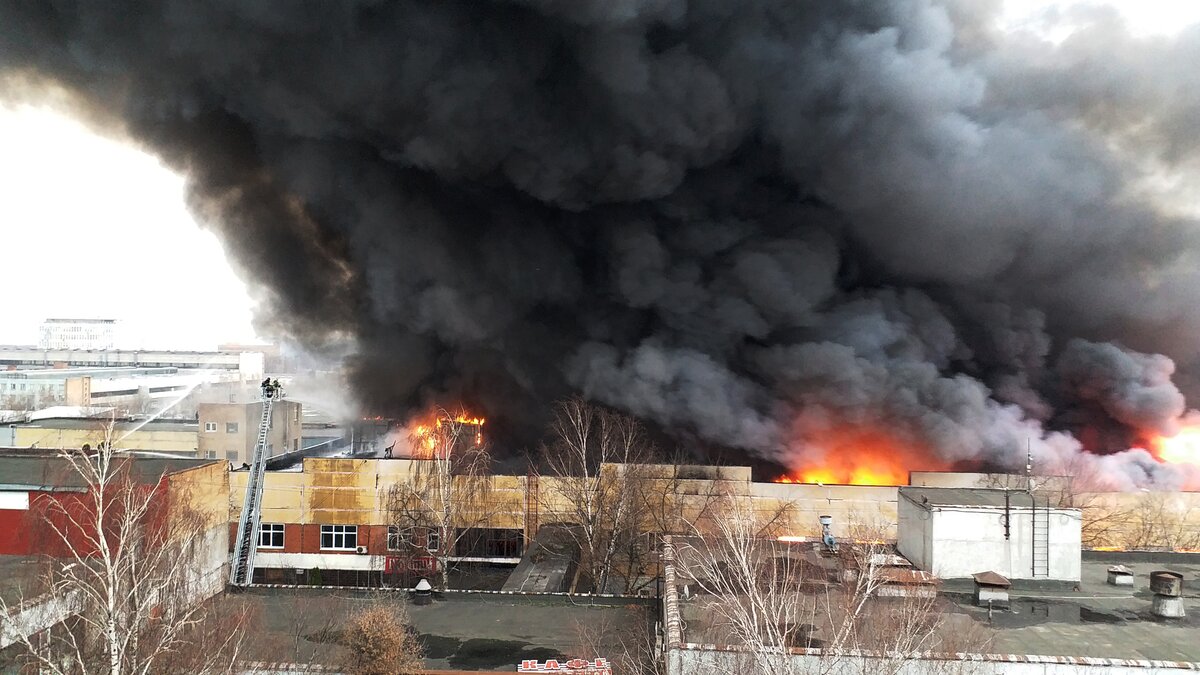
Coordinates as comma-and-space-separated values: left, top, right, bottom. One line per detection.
0, 454, 229, 652
0, 365, 238, 411
0, 416, 200, 455
3, 430, 1200, 673
37, 318, 116, 351
0, 346, 264, 381
227, 458, 898, 587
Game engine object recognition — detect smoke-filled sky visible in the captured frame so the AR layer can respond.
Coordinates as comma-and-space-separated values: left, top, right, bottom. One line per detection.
3, 0, 1200, 487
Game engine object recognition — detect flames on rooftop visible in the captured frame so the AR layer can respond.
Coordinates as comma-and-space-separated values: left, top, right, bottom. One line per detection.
406, 409, 486, 459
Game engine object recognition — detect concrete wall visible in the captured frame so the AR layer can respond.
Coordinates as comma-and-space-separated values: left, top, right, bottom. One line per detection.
749, 482, 899, 537
898, 496, 1082, 581
0, 590, 81, 650
897, 493, 932, 571
667, 647, 1198, 674
930, 507, 1080, 581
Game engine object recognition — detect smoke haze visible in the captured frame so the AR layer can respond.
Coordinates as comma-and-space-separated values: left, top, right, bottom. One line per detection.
3, 0, 1200, 487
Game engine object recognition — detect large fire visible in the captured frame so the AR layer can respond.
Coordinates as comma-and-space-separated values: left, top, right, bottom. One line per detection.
1146, 424, 1200, 466
775, 429, 941, 486
408, 410, 486, 458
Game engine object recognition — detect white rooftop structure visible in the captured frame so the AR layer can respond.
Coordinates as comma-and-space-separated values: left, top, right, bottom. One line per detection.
897, 486, 1082, 582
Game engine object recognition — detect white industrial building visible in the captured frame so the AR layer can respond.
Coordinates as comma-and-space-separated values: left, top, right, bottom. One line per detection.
0, 347, 264, 381
897, 486, 1081, 582
0, 366, 240, 412
38, 318, 116, 350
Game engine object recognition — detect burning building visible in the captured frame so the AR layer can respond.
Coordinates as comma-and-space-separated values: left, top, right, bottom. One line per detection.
5, 4, 1200, 491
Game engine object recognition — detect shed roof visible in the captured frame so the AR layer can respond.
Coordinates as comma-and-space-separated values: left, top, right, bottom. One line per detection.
972, 571, 1011, 587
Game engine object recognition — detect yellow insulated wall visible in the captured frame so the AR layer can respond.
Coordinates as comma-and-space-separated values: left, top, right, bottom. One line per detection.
228, 458, 902, 540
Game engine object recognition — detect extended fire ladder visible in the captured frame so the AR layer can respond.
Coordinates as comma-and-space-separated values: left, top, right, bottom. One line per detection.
229, 394, 275, 587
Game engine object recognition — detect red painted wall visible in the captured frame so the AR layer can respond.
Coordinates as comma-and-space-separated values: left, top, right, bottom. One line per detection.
237, 522, 391, 555
0, 480, 169, 559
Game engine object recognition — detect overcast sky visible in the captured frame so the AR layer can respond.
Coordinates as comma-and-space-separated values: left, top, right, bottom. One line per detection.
0, 0, 1195, 352
0, 104, 258, 350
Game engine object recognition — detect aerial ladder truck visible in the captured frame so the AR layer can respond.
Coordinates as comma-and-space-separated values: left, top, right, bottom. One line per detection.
229, 380, 281, 587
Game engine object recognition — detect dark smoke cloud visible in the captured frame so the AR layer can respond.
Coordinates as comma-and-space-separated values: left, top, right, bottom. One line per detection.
1056, 339, 1186, 436
3, 0, 1200, 487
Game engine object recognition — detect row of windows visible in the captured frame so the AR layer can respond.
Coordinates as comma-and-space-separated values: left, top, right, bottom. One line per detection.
1, 383, 56, 391
203, 422, 239, 433
257, 524, 441, 552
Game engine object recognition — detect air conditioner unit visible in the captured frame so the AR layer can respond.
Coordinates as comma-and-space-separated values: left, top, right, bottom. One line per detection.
355, 546, 368, 554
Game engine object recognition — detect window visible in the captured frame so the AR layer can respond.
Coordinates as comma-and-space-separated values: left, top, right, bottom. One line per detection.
426, 530, 440, 553
259, 523, 284, 548
204, 422, 217, 432
387, 526, 412, 551
226, 422, 239, 434
320, 525, 358, 550
455, 528, 524, 558
226, 451, 238, 462
206, 451, 217, 459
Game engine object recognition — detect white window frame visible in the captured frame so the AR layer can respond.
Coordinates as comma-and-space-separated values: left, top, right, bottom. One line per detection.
426, 529, 441, 553
203, 422, 217, 432
320, 525, 358, 551
259, 523, 284, 549
387, 525, 413, 552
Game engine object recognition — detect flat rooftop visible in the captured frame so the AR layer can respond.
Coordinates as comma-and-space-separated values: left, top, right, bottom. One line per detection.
14, 418, 198, 432
670, 540, 1200, 665
0, 455, 215, 490
940, 556, 1200, 663
242, 588, 650, 671
899, 486, 1054, 509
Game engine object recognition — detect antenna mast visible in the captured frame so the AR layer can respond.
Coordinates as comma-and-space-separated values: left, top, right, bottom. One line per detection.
1026, 439, 1033, 492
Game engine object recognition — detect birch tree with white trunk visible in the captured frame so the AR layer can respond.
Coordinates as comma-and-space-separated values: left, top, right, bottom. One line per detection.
0, 419, 251, 674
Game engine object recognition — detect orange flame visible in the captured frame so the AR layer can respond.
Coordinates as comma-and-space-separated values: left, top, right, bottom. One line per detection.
776, 429, 942, 486
409, 410, 487, 457
1147, 424, 1200, 465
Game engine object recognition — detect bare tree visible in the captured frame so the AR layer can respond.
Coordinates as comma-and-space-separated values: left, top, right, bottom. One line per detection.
676, 495, 962, 675
572, 606, 663, 675
539, 398, 657, 594
338, 600, 424, 675
385, 407, 493, 589
1120, 492, 1200, 551
0, 420, 249, 674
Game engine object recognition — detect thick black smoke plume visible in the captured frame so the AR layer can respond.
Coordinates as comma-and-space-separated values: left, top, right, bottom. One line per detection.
3, 1, 1200, 487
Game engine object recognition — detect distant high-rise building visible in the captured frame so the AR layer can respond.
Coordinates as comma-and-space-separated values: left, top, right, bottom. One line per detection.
38, 318, 117, 350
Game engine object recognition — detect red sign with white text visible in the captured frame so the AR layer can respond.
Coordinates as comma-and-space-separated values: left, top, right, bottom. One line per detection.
517, 657, 611, 673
